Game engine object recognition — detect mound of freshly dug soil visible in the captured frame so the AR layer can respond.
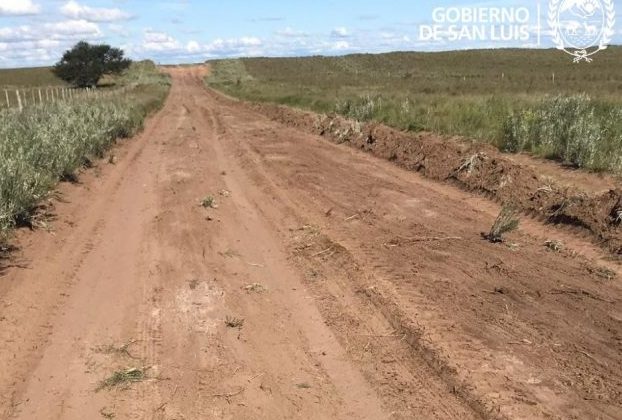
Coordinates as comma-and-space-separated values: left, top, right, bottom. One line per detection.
252, 103, 622, 256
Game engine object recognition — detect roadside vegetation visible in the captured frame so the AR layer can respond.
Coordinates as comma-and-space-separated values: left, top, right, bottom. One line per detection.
206, 48, 622, 173
0, 59, 170, 243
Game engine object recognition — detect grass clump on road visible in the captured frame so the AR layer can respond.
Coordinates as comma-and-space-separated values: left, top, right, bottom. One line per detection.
225, 316, 245, 329
0, 62, 170, 243
201, 195, 216, 208
96, 367, 149, 392
483, 206, 520, 243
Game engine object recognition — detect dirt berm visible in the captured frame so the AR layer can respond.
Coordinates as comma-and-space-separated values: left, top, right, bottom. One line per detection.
251, 103, 622, 256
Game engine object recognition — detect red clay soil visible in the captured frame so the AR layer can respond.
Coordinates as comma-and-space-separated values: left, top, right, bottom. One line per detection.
252, 103, 622, 257
0, 66, 621, 419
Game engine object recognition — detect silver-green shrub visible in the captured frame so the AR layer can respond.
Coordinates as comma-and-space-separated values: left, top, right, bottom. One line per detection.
502, 95, 621, 171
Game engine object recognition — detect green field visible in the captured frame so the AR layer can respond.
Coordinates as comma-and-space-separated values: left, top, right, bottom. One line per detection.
0, 61, 170, 242
206, 48, 622, 173
0, 67, 66, 87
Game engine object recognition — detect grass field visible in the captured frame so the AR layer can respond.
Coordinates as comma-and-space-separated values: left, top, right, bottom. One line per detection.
206, 48, 622, 173
0, 61, 170, 242
0, 67, 66, 87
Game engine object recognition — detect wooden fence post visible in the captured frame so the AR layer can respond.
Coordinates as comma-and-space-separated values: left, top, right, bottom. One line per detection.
4, 90, 9, 108
38, 89, 43, 104
16, 90, 23, 112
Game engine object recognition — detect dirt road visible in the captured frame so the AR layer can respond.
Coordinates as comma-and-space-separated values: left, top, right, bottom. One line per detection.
0, 66, 620, 419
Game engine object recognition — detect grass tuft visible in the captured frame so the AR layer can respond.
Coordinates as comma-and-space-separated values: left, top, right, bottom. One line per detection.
224, 316, 245, 329
96, 367, 149, 392
201, 195, 216, 208
544, 240, 563, 252
483, 206, 520, 243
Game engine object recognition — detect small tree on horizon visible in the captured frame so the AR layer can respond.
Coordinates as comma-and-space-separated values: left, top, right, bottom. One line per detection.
53, 41, 132, 88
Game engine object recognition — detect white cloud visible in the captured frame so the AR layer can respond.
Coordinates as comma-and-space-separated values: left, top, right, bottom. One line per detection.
45, 20, 102, 39
276, 27, 309, 38
141, 30, 180, 51
127, 32, 264, 62
0, 0, 40, 16
186, 40, 201, 53
202, 37, 263, 56
332, 40, 350, 50
0, 20, 101, 43
0, 19, 103, 67
108, 24, 130, 38
61, 0, 132, 22
331, 27, 350, 38
124, 30, 183, 56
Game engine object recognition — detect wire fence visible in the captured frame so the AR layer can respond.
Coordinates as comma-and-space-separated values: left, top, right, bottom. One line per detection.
1, 85, 133, 112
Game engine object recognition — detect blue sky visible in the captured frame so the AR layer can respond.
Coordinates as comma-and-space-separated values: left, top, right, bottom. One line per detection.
0, 0, 621, 67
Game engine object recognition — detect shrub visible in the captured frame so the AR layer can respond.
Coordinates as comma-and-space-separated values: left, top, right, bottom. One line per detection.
501, 95, 622, 171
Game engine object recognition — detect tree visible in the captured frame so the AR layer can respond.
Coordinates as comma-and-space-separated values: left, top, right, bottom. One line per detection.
53, 41, 132, 88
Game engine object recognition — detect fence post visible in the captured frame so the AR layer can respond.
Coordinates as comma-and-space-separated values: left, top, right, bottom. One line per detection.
38, 89, 42, 104
45, 88, 49, 102
16, 90, 23, 112
4, 89, 9, 108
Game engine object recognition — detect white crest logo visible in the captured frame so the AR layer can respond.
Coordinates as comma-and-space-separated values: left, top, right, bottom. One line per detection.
548, 0, 616, 62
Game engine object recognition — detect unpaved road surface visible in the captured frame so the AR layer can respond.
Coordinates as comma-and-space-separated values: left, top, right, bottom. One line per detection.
1, 66, 621, 419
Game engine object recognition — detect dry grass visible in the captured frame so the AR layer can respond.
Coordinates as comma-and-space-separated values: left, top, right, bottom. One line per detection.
483, 206, 520, 243
0, 67, 66, 88
96, 367, 149, 392
544, 240, 563, 252
201, 195, 216, 208
95, 339, 139, 359
243, 283, 266, 293
225, 316, 245, 329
